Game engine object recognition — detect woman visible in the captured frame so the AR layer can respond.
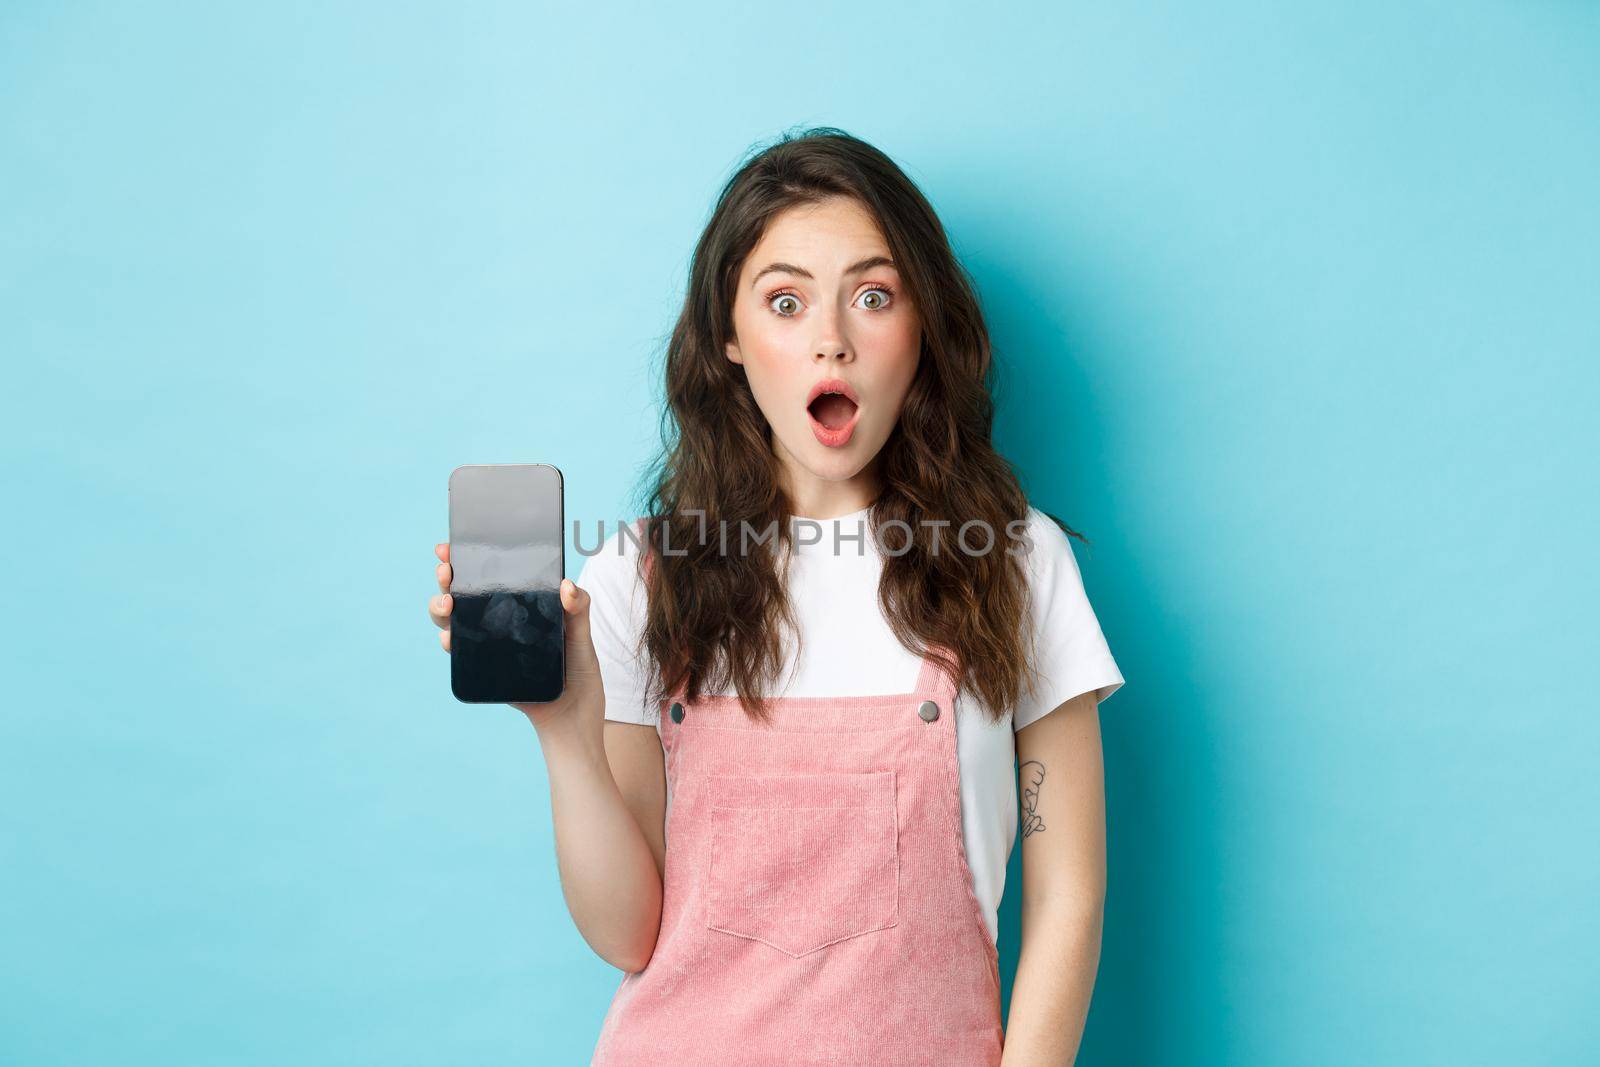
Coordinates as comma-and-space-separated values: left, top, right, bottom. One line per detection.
428, 127, 1125, 1064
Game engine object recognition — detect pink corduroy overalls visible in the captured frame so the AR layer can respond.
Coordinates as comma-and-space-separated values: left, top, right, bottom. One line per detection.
589, 543, 1004, 1064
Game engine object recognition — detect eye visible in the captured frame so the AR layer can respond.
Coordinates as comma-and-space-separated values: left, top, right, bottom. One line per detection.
857, 285, 895, 311
767, 291, 802, 317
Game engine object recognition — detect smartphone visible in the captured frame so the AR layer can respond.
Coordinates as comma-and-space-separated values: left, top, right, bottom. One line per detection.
447, 463, 565, 704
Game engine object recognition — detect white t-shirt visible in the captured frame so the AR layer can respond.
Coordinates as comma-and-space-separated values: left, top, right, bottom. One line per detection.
578, 503, 1125, 948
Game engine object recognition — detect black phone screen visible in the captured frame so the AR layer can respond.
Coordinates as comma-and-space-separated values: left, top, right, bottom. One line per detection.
447, 463, 565, 704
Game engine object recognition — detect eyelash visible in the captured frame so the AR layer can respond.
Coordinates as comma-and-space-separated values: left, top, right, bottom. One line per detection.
763, 283, 897, 317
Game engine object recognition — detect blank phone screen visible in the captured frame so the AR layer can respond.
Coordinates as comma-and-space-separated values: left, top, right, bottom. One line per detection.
448, 464, 564, 704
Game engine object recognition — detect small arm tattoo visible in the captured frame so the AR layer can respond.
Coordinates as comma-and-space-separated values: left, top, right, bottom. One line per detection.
1020, 759, 1046, 837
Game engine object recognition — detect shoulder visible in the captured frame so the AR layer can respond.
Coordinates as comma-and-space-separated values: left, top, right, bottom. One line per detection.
1012, 503, 1101, 623
576, 519, 650, 621
578, 517, 648, 573
1009, 503, 1125, 727
1013, 505, 1086, 589
578, 519, 656, 725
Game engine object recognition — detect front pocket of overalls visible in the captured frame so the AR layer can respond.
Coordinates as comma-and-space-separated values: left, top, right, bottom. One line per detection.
704, 770, 899, 958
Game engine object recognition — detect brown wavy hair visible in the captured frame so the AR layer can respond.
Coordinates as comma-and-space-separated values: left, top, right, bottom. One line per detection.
625, 126, 1085, 725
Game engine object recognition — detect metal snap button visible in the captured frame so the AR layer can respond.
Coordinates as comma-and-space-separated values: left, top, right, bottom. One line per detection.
669, 701, 685, 723
917, 699, 940, 722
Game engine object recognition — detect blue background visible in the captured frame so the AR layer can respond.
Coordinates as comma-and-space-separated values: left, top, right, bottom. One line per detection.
4, 3, 1596, 1063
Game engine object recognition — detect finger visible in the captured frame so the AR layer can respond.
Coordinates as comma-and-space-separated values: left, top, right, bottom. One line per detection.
429, 592, 453, 628
440, 627, 451, 653
436, 560, 452, 593
560, 579, 600, 670
436, 542, 450, 564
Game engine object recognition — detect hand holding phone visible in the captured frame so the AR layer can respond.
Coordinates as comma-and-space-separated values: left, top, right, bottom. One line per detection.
429, 547, 605, 730
429, 463, 606, 730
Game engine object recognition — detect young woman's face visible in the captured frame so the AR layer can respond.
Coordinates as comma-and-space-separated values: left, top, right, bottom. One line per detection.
725, 196, 921, 512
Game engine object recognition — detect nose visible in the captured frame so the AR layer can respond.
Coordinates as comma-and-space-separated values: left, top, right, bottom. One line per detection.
813, 335, 853, 362
812, 303, 853, 362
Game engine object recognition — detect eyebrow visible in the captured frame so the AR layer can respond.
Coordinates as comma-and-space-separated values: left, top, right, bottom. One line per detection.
750, 255, 897, 289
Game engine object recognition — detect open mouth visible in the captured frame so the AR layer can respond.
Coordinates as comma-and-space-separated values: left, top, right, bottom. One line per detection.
808, 391, 858, 430
805, 378, 861, 446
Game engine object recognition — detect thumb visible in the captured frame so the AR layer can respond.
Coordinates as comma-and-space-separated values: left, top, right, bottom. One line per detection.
560, 578, 601, 674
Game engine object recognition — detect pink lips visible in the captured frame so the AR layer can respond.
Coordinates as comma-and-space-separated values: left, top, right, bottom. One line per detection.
805, 377, 861, 448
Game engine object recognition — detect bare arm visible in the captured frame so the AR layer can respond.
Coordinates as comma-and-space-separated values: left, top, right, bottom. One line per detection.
533, 708, 665, 973
429, 543, 665, 972
1001, 690, 1107, 1065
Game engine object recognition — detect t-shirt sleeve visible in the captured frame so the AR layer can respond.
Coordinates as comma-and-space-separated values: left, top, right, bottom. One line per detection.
1011, 507, 1126, 732
576, 523, 655, 727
